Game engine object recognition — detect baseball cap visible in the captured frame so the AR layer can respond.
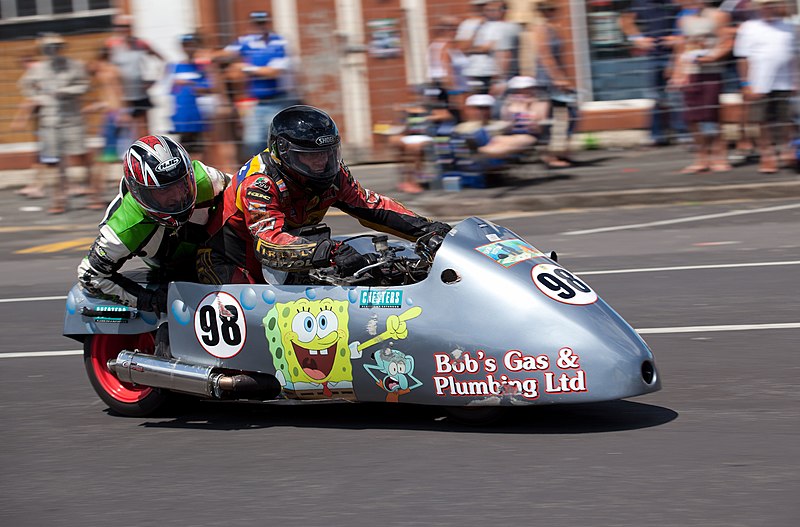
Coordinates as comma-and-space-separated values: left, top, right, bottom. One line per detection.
465, 94, 496, 107
250, 11, 270, 22
507, 76, 538, 90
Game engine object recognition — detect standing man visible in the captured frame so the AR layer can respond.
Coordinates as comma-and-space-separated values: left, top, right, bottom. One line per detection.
620, 0, 688, 146
226, 11, 295, 158
107, 15, 164, 140
456, 0, 518, 96
734, 0, 798, 172
19, 33, 96, 213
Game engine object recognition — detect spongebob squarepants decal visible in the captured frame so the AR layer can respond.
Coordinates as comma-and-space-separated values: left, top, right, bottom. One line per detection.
364, 348, 422, 402
263, 299, 421, 399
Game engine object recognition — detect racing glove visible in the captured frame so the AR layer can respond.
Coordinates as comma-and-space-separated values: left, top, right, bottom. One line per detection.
136, 286, 168, 317
331, 242, 370, 276
423, 221, 452, 237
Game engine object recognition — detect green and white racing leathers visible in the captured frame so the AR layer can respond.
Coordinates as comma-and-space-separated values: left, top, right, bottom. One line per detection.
77, 160, 230, 308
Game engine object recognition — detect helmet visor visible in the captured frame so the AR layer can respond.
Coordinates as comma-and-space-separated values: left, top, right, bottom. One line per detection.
284, 143, 342, 185
129, 173, 196, 216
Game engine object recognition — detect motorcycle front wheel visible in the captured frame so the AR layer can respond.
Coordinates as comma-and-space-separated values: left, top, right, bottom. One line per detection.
84, 333, 168, 417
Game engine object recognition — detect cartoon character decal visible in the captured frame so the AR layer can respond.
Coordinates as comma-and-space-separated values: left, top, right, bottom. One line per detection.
364, 348, 422, 402
263, 299, 421, 400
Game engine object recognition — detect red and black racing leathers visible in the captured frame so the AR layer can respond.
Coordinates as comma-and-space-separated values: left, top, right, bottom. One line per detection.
199, 151, 443, 284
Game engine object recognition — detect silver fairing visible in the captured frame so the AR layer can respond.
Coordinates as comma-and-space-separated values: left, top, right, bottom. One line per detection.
66, 217, 660, 406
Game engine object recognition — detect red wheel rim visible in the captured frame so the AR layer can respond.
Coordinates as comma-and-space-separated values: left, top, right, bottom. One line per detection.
90, 334, 155, 403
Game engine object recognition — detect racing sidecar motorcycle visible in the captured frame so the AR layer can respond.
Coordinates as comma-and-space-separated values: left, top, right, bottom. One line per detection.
64, 217, 660, 421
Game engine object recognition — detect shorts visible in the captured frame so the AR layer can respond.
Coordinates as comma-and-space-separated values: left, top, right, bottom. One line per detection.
682, 73, 722, 124
38, 122, 87, 163
748, 91, 794, 124
127, 96, 153, 118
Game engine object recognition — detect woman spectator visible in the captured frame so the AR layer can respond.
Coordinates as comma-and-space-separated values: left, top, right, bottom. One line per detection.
427, 16, 469, 122
669, 0, 733, 173
534, 0, 580, 168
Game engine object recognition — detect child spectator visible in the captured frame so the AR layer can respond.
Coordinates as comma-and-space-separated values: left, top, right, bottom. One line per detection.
501, 75, 549, 142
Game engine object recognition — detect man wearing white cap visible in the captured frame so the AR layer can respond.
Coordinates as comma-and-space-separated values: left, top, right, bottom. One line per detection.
19, 33, 96, 213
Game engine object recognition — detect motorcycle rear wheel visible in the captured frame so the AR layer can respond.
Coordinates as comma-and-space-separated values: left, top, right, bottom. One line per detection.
84, 333, 168, 417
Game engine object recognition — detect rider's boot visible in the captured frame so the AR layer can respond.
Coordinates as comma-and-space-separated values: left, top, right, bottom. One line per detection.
154, 323, 172, 359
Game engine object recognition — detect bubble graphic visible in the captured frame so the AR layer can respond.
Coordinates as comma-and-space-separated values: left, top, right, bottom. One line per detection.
262, 289, 277, 305
240, 287, 258, 310
348, 289, 359, 304
305, 288, 316, 300
172, 299, 192, 326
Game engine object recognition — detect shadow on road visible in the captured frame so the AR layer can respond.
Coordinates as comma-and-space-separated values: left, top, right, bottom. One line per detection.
137, 398, 677, 434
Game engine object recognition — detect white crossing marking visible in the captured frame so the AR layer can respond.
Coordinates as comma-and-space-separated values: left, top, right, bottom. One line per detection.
0, 295, 67, 304
562, 203, 800, 235
0, 350, 82, 359
578, 260, 800, 276
637, 323, 800, 334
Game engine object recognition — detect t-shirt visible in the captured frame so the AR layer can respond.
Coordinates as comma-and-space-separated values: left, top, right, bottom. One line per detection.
734, 18, 798, 94
458, 20, 517, 78
231, 32, 290, 99
622, 0, 681, 56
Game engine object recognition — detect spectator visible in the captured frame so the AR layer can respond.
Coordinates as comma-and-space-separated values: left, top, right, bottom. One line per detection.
427, 15, 469, 122
669, 1, 733, 173
456, 94, 534, 161
620, 0, 688, 146
389, 87, 457, 194
456, 0, 517, 96
534, 0, 580, 168
166, 34, 213, 155
107, 15, 164, 140
85, 45, 129, 166
10, 53, 46, 199
719, 0, 759, 160
734, 0, 798, 173
18, 33, 96, 214
500, 75, 549, 142
225, 10, 295, 158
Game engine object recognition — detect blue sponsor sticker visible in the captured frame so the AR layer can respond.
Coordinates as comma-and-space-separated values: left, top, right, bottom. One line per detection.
359, 289, 403, 308
475, 239, 544, 268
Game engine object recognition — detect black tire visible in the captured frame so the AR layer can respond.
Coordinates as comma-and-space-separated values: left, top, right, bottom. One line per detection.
83, 333, 168, 417
444, 406, 506, 426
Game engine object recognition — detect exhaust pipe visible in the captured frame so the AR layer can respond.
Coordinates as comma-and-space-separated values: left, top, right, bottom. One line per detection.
108, 350, 281, 400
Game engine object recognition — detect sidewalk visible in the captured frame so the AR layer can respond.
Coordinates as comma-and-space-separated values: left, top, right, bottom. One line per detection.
2, 144, 798, 219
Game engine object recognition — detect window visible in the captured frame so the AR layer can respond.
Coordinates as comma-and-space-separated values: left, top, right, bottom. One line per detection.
0, 0, 114, 40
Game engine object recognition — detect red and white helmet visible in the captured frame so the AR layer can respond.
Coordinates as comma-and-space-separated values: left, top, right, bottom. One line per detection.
123, 135, 196, 227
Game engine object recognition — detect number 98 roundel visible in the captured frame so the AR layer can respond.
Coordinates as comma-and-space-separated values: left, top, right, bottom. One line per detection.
531, 264, 597, 306
194, 292, 247, 358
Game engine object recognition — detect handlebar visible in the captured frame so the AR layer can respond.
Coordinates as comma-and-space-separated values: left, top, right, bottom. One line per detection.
309, 234, 439, 286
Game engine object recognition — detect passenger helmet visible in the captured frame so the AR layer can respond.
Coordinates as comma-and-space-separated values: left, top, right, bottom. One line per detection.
267, 105, 342, 192
123, 135, 196, 227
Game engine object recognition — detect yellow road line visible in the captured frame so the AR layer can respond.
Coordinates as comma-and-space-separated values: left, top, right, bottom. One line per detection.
16, 237, 95, 254
0, 224, 97, 234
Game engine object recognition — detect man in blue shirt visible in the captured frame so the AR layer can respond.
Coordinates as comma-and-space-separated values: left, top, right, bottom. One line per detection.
619, 0, 688, 146
227, 11, 296, 157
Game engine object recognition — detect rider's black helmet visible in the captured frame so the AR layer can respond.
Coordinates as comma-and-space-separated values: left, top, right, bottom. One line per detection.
267, 105, 342, 192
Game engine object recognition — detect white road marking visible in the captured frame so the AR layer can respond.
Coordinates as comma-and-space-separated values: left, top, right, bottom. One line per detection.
0, 295, 67, 303
0, 350, 82, 359
578, 260, 800, 276
637, 323, 800, 334
3, 322, 800, 360
562, 202, 800, 236
2, 260, 800, 304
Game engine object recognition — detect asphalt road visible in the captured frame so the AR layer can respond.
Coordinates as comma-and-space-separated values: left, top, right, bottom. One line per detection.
1, 198, 799, 526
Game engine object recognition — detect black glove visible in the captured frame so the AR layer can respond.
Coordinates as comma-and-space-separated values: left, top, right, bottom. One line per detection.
136, 286, 168, 316
424, 221, 452, 237
332, 242, 370, 276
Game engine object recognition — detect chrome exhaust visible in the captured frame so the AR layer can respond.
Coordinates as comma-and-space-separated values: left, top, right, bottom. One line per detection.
108, 350, 281, 400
